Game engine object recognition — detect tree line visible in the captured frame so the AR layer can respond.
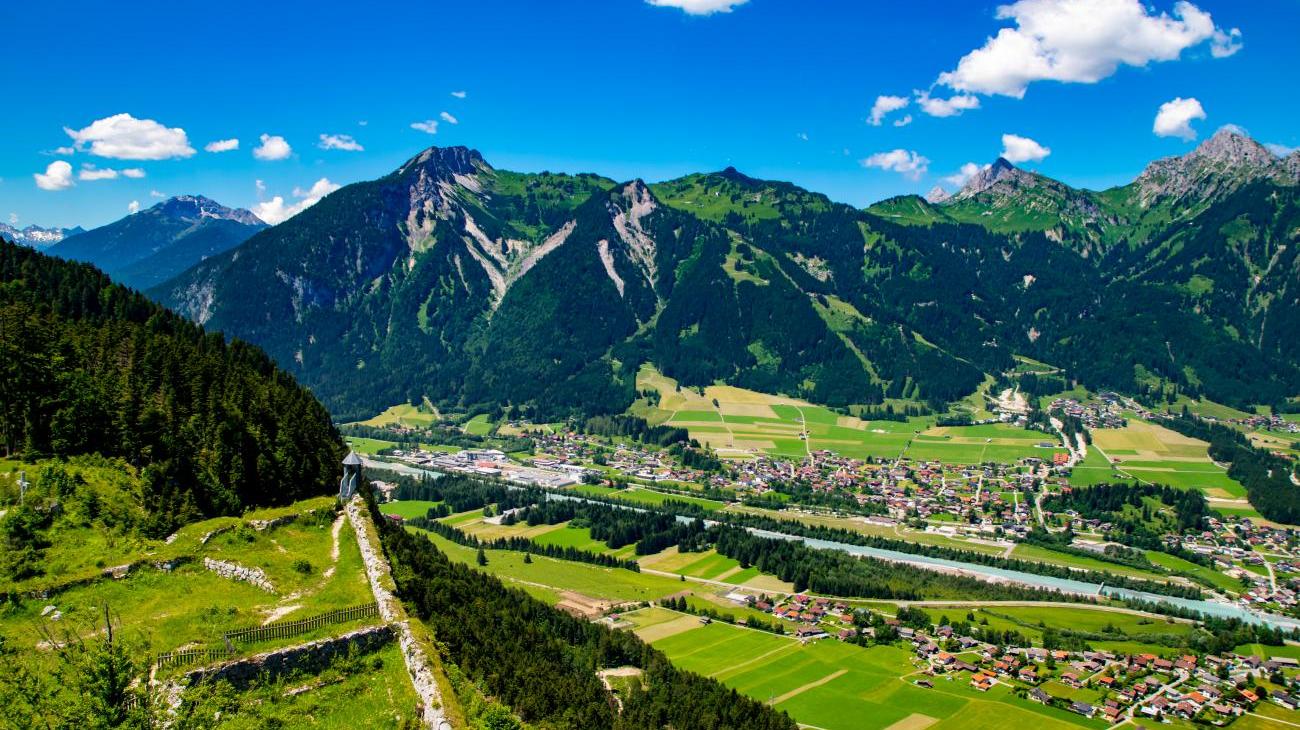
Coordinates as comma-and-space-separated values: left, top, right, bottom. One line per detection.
1161, 413, 1300, 524
409, 515, 640, 571
0, 239, 342, 537
367, 491, 798, 730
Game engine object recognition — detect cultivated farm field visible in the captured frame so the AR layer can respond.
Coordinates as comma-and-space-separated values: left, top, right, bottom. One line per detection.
1089, 419, 1245, 498
637, 365, 1066, 464
641, 619, 1105, 730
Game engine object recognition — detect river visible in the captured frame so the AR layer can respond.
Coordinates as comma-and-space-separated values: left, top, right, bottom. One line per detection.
363, 456, 1300, 631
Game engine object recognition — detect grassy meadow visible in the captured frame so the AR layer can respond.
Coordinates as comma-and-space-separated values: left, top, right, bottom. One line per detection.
636, 365, 1065, 464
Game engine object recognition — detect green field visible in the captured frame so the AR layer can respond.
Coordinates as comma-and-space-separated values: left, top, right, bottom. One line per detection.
638, 365, 930, 461
463, 413, 495, 436
187, 640, 421, 728
570, 483, 727, 512
1009, 543, 1183, 584
639, 364, 1063, 465
645, 621, 1104, 730
414, 527, 691, 605
380, 499, 443, 520
1145, 550, 1243, 594
1067, 447, 1123, 487
1090, 420, 1246, 498
0, 498, 375, 668
345, 436, 399, 454
353, 403, 438, 428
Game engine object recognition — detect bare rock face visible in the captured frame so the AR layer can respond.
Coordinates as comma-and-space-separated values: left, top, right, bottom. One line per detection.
955, 158, 1030, 200
1133, 129, 1295, 206
924, 186, 951, 204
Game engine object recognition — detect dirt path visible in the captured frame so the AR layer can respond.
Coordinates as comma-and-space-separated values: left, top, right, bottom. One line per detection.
769, 669, 847, 705
261, 604, 303, 625
323, 513, 345, 579
710, 641, 801, 680
794, 406, 812, 460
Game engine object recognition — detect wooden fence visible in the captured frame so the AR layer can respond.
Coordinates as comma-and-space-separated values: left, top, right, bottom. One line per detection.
222, 602, 379, 645
154, 602, 379, 671
155, 645, 240, 671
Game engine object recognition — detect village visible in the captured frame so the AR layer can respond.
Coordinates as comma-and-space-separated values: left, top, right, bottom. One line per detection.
365, 417, 1300, 619
694, 591, 1300, 727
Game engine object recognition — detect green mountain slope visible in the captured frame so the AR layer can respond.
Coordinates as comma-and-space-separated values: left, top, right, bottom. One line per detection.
47, 195, 266, 290
0, 239, 341, 536
154, 136, 1300, 420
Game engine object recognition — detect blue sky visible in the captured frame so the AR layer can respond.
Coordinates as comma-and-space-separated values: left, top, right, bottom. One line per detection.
2, 0, 1297, 229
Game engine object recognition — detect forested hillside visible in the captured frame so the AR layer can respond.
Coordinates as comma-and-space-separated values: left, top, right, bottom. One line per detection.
370, 491, 798, 730
155, 133, 1300, 420
0, 239, 342, 535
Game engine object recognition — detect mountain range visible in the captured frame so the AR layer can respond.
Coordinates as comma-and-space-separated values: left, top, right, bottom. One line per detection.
46, 195, 265, 290
0, 222, 84, 248
148, 131, 1300, 420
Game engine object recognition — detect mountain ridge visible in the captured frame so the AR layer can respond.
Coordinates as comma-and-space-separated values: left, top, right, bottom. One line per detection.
48, 194, 266, 290
153, 140, 1300, 420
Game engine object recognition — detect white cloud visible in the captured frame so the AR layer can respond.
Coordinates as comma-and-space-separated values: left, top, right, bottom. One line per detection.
253, 134, 292, 161
916, 90, 981, 118
76, 164, 147, 181
8, 213, 17, 225
48, 146, 76, 155
255, 179, 266, 195
78, 164, 118, 181
440, 111, 459, 125
937, 0, 1241, 99
646, 0, 748, 15
34, 161, 74, 191
861, 149, 930, 180
410, 120, 439, 135
64, 113, 195, 160
128, 200, 140, 214
893, 115, 914, 128
796, 132, 809, 141
1265, 143, 1298, 158
205, 138, 240, 153
150, 189, 166, 198
358, 120, 368, 126
943, 162, 990, 187
318, 133, 364, 151
253, 177, 341, 225
1001, 133, 1051, 162
1152, 97, 1206, 140
450, 91, 467, 99
1211, 27, 1242, 58
868, 95, 909, 126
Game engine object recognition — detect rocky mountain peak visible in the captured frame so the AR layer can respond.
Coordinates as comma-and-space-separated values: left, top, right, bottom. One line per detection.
398, 145, 487, 179
1134, 128, 1294, 206
954, 157, 1035, 200
152, 195, 264, 226
924, 186, 951, 204
1189, 128, 1275, 168
615, 179, 656, 208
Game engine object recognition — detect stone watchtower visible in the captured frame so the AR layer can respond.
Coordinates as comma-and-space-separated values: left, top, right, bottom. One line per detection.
339, 452, 363, 500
